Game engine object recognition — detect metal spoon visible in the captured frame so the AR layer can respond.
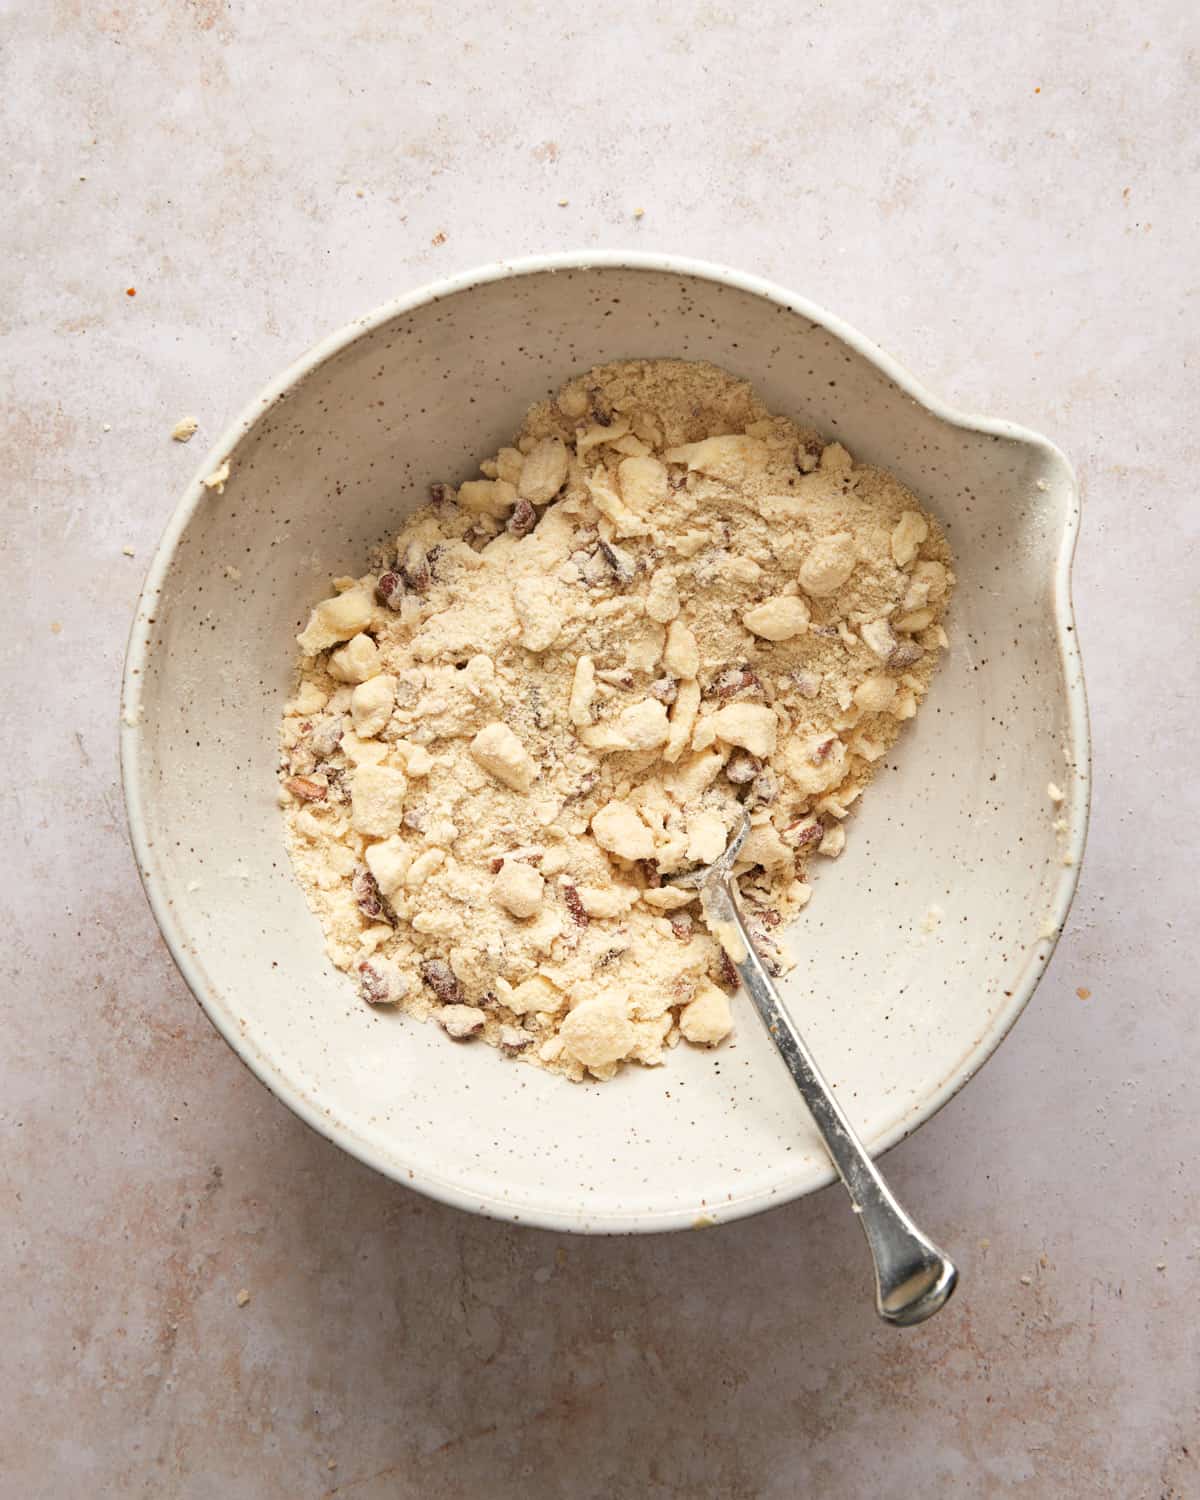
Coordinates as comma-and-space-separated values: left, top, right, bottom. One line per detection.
679, 811, 958, 1325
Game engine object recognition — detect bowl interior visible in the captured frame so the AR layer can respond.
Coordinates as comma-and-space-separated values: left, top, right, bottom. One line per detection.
125, 260, 1084, 1231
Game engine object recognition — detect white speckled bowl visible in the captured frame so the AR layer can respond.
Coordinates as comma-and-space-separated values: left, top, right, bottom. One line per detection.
122, 254, 1089, 1233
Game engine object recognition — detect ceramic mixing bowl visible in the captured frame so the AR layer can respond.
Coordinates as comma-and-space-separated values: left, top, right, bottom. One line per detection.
121, 253, 1089, 1232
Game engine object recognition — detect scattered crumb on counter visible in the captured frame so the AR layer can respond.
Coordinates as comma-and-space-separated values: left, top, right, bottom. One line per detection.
431, 230, 446, 246
1077, 986, 1091, 1000
1039, 917, 1058, 940
50, 620, 63, 634
920, 904, 944, 936
557, 198, 569, 206
1019, 1275, 1033, 1286
102, 422, 112, 432
203, 459, 231, 493
223, 564, 242, 581
186, 880, 203, 893
1047, 781, 1064, 804
121, 704, 142, 726
633, 207, 645, 219
235, 1288, 251, 1307
122, 545, 135, 557
172, 416, 199, 443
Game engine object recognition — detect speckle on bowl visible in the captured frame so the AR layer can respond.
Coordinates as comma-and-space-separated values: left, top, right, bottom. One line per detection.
120, 253, 1089, 1234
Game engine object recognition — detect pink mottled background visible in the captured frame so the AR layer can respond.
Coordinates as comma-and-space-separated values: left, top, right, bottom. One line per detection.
2, 1, 1196, 1495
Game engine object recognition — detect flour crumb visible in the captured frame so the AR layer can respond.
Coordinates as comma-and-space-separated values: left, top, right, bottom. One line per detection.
203, 459, 231, 494
920, 904, 944, 936
278, 359, 954, 1082
235, 1288, 251, 1307
223, 564, 243, 581
1047, 781, 1064, 804
122, 545, 136, 557
171, 416, 199, 443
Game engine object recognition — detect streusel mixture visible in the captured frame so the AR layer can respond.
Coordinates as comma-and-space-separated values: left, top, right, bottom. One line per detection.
278, 360, 953, 1081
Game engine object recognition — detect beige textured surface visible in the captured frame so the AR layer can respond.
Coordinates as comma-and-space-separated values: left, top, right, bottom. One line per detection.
2, 2, 1196, 1496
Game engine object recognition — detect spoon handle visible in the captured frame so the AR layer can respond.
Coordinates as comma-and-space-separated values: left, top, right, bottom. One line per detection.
707, 876, 958, 1325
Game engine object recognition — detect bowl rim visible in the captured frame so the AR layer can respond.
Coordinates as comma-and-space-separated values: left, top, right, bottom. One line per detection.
120, 250, 1092, 1234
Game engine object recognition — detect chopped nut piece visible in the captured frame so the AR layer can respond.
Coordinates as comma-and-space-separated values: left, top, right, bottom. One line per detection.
597, 538, 637, 584
781, 816, 824, 853
358, 956, 410, 1005
421, 959, 462, 1005
860, 618, 897, 662
561, 881, 590, 927
724, 750, 761, 785
707, 665, 762, 700
507, 497, 537, 536
376, 571, 406, 610
353, 867, 388, 920
283, 775, 327, 802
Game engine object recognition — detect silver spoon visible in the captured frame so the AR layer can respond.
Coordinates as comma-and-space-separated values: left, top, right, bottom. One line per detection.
679, 811, 958, 1325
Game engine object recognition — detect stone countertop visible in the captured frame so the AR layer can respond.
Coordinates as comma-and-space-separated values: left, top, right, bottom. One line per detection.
4, 3, 1195, 1496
